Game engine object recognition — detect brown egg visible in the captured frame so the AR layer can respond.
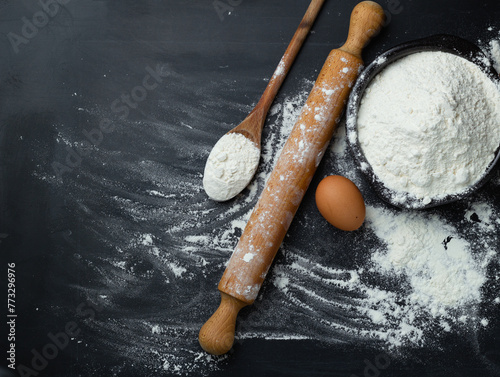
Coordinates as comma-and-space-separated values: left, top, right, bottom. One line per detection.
315, 175, 366, 231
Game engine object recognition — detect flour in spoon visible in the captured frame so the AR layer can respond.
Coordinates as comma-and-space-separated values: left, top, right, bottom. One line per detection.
353, 51, 500, 206
203, 133, 260, 201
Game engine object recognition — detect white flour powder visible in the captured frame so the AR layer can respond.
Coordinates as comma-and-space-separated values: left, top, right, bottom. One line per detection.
355, 51, 500, 206
203, 132, 260, 201
368, 206, 488, 312
31, 64, 500, 375
490, 39, 500, 73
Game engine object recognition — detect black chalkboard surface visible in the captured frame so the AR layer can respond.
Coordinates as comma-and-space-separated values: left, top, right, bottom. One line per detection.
1, 1, 500, 376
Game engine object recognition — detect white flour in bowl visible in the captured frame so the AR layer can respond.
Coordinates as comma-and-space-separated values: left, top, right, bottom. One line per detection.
354, 51, 500, 206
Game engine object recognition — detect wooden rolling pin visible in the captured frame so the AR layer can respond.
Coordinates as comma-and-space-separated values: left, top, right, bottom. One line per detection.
199, 1, 385, 355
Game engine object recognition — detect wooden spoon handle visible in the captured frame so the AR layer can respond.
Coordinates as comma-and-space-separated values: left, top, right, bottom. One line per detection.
200, 1, 385, 356
256, 0, 326, 115
232, 0, 326, 146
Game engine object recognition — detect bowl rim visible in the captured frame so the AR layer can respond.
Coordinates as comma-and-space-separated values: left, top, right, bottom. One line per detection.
346, 34, 500, 210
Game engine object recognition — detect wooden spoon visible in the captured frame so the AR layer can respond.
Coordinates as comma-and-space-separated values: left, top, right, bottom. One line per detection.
228, 0, 326, 148
203, 0, 326, 202
199, 1, 386, 355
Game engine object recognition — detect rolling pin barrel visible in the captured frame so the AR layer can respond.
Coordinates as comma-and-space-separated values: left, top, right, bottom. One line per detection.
199, 1, 385, 356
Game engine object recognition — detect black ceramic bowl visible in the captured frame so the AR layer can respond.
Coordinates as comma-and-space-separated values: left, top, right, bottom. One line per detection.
346, 34, 500, 210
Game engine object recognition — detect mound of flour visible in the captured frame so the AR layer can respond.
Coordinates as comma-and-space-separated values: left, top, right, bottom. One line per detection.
203, 133, 260, 201
355, 51, 500, 206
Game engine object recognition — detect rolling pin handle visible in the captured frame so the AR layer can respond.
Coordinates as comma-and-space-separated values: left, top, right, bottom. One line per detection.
340, 1, 386, 59
199, 292, 248, 355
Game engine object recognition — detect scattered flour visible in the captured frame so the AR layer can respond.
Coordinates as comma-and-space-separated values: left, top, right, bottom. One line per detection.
144, 76, 499, 370
274, 57, 286, 77
203, 132, 260, 201
465, 201, 496, 231
267, 199, 499, 348
355, 51, 500, 207
490, 39, 500, 73
30, 50, 500, 374
136, 33, 498, 374
368, 207, 488, 315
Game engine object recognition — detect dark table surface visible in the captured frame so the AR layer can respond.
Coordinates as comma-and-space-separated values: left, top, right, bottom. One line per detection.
1, 0, 500, 376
